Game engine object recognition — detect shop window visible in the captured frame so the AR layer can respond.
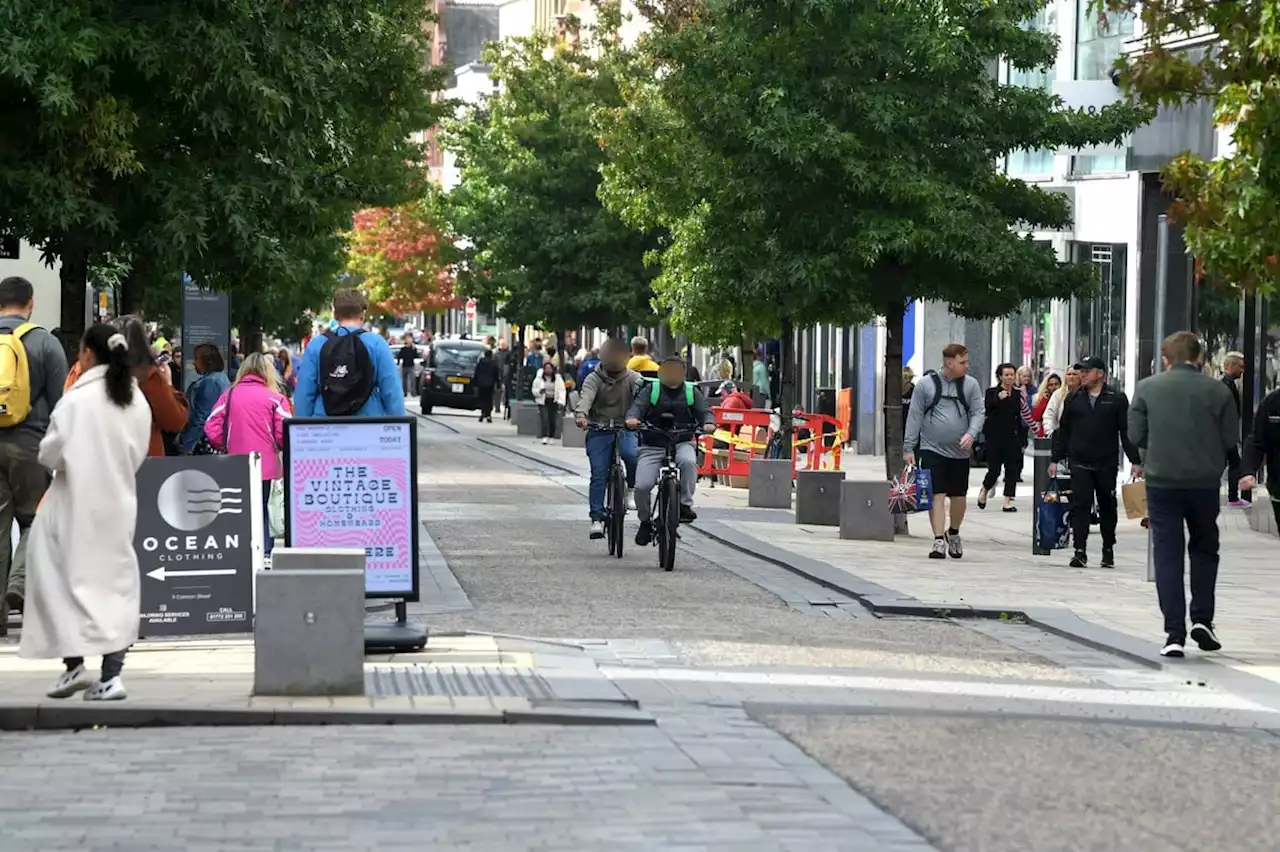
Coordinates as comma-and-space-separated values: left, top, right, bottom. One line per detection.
1071, 243, 1127, 386
1075, 6, 1134, 81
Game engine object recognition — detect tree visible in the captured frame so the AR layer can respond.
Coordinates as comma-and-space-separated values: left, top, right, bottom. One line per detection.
443, 4, 662, 337
601, 0, 1146, 499
1105, 0, 1280, 295
0, 0, 448, 349
347, 191, 460, 317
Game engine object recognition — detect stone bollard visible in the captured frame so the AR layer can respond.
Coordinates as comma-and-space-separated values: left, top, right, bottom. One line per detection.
514, 401, 540, 436
561, 416, 586, 448
795, 470, 846, 525
748, 459, 792, 509
254, 562, 366, 697
839, 481, 894, 541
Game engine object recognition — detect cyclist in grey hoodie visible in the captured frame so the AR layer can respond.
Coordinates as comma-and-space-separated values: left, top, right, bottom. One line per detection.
574, 339, 646, 539
903, 343, 986, 560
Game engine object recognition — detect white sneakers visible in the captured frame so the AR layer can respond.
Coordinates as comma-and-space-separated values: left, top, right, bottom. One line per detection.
627, 489, 636, 511
46, 665, 93, 699
84, 677, 128, 702
541, 437, 550, 445
589, 520, 604, 540
46, 666, 127, 701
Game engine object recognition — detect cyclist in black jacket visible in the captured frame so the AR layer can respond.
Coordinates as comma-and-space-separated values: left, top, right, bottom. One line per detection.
1048, 356, 1143, 568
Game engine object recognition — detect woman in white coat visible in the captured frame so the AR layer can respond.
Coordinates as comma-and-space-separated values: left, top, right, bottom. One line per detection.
21, 324, 152, 701
531, 361, 567, 445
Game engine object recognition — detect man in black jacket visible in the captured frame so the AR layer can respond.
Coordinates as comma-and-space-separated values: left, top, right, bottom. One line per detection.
1220, 351, 1247, 505
1049, 356, 1143, 568
1240, 385, 1280, 532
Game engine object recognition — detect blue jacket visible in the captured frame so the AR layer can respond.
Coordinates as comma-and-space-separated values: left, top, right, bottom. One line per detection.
576, 358, 600, 387
294, 326, 406, 417
180, 370, 231, 453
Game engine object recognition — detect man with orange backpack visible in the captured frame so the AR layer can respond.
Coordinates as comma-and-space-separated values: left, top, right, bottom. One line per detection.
0, 277, 69, 632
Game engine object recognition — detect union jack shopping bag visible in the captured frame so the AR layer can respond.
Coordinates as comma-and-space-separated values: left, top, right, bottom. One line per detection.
889, 464, 934, 515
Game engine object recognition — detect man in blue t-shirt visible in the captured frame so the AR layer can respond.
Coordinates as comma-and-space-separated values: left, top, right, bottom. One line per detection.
294, 289, 405, 417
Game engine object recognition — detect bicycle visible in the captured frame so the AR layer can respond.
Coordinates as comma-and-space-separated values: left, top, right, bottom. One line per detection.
639, 420, 703, 571
589, 422, 630, 558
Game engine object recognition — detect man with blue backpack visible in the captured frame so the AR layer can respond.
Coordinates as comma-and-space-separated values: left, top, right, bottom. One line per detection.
626, 355, 716, 545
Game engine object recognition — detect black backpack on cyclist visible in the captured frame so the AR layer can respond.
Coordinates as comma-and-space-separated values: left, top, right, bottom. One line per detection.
319, 329, 375, 416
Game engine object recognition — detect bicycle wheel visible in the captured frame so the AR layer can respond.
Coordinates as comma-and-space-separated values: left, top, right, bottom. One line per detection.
660, 475, 680, 571
609, 463, 627, 559
604, 473, 618, 556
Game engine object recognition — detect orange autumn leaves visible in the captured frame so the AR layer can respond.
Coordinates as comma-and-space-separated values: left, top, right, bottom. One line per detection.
346, 202, 458, 315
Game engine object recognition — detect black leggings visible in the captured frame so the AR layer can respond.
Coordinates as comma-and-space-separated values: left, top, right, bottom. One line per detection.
539, 401, 560, 438
982, 440, 1023, 499
64, 649, 127, 681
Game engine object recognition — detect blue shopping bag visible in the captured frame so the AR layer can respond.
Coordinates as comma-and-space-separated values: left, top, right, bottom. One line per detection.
889, 464, 934, 514
1036, 478, 1072, 551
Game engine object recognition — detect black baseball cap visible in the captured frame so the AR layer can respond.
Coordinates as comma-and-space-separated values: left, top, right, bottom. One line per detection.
1078, 356, 1106, 372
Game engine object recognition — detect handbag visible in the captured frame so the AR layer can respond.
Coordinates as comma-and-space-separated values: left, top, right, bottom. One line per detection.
193, 381, 232, 456
1037, 476, 1072, 551
889, 463, 934, 514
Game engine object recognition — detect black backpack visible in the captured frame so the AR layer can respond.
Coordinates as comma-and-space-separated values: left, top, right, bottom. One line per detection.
319, 329, 375, 416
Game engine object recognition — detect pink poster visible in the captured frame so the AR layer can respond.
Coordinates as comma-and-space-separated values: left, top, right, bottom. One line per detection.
286, 420, 416, 597
1021, 327, 1033, 364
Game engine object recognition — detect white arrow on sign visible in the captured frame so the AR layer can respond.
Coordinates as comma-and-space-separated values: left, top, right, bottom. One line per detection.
147, 567, 237, 582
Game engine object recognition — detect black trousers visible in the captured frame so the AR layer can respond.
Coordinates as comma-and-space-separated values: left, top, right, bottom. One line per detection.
981, 439, 1022, 498
477, 387, 495, 419
539, 401, 560, 438
64, 650, 127, 681
1070, 466, 1117, 552
1148, 486, 1219, 638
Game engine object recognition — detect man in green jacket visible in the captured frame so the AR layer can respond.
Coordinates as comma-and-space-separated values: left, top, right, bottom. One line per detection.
1129, 331, 1240, 659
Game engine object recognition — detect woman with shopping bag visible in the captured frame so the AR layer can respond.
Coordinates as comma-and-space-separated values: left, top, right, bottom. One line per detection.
203, 353, 291, 564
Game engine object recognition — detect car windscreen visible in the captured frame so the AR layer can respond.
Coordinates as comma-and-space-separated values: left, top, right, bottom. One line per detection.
431, 347, 482, 374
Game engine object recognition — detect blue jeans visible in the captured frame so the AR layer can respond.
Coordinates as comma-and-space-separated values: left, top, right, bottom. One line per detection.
1147, 485, 1219, 639
586, 428, 637, 521
263, 483, 275, 557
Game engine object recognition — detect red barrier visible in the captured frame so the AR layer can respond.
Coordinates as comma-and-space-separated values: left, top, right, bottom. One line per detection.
697, 407, 774, 483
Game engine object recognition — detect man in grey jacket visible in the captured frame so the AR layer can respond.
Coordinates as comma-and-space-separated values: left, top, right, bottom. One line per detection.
1129, 331, 1238, 658
0, 277, 69, 633
903, 343, 986, 560
574, 338, 645, 540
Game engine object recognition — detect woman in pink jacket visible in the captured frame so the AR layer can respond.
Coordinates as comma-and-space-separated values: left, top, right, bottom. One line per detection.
204, 352, 291, 559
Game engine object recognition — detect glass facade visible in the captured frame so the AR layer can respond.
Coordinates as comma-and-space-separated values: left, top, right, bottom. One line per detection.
1071, 242, 1128, 386
1072, 5, 1133, 174
1006, 4, 1058, 177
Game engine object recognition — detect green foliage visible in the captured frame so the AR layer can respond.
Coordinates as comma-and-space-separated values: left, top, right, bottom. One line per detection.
602, 0, 1148, 346
1104, 0, 1280, 293
0, 0, 449, 338
443, 6, 661, 333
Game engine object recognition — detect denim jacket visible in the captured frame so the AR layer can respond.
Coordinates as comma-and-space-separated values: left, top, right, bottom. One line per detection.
180, 371, 230, 453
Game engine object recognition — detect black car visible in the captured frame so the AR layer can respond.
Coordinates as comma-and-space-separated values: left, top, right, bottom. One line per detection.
421, 340, 487, 415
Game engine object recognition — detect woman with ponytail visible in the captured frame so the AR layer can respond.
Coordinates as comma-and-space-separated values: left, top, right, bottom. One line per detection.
20, 324, 153, 701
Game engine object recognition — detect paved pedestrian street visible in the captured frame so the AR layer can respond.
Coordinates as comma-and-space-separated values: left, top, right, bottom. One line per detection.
3, 413, 1280, 851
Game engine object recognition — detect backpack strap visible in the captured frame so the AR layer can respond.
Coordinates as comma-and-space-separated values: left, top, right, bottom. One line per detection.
684, 381, 694, 407
649, 380, 659, 406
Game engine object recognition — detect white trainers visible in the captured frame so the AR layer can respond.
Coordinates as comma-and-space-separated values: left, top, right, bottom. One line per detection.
47, 665, 93, 699
84, 677, 128, 701
541, 437, 550, 445
589, 521, 604, 540
627, 489, 636, 511
946, 531, 964, 559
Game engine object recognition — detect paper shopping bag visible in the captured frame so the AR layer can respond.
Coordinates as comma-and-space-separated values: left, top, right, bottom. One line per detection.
1121, 479, 1147, 520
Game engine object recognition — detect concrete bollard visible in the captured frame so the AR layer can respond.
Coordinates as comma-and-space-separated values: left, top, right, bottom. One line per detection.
254, 566, 366, 696
839, 481, 894, 541
795, 470, 846, 526
561, 416, 586, 448
748, 459, 793, 509
514, 401, 540, 436
270, 547, 368, 575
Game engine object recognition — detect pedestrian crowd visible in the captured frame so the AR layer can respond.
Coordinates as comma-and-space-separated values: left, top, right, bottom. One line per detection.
904, 332, 1260, 658
0, 282, 408, 701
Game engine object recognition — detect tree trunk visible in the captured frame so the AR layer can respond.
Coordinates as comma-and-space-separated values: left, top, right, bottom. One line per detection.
779, 315, 796, 425
56, 236, 90, 362
883, 302, 908, 535
120, 264, 145, 316
242, 304, 264, 355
